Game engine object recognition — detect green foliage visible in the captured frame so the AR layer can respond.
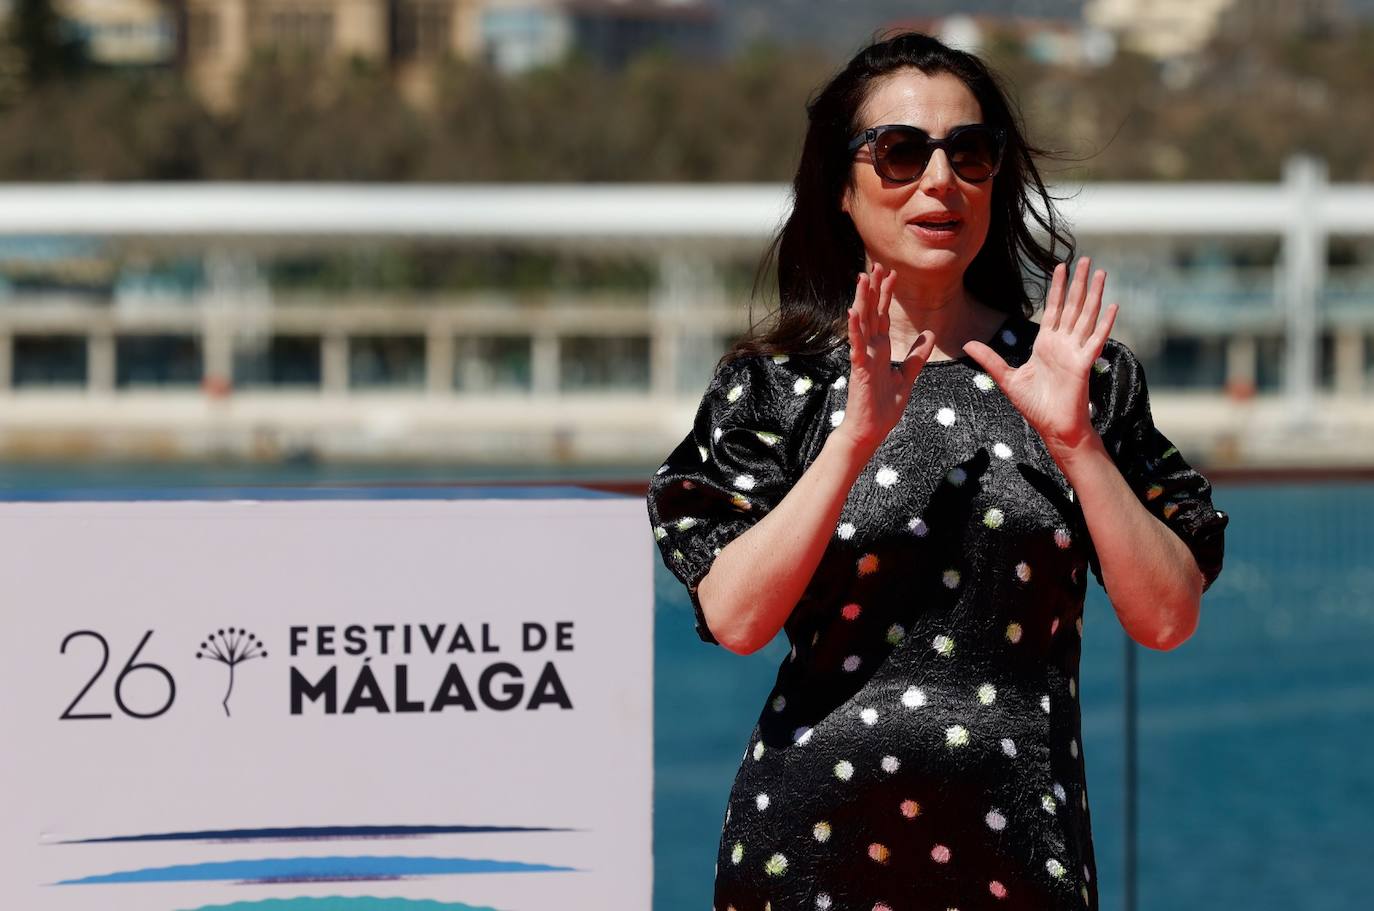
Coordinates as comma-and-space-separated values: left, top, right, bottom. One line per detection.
0, 25, 1372, 182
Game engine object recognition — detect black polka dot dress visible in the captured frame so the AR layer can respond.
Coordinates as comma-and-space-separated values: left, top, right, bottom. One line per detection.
646, 311, 1229, 911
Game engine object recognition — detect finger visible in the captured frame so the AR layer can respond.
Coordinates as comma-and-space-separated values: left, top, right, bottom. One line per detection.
874, 270, 896, 362
1044, 261, 1067, 330
1076, 269, 1106, 345
1061, 256, 1091, 333
862, 262, 883, 345
899, 330, 935, 387
961, 340, 1012, 390
849, 276, 867, 366
1088, 301, 1119, 353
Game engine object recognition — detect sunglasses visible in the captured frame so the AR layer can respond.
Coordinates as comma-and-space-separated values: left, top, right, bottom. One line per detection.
847, 123, 1008, 184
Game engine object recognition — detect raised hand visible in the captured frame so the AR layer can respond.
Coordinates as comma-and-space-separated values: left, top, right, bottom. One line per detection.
962, 256, 1119, 455
837, 262, 937, 454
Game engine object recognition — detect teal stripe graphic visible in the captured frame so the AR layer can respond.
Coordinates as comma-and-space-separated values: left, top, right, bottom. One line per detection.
178, 899, 506, 911
56, 855, 579, 885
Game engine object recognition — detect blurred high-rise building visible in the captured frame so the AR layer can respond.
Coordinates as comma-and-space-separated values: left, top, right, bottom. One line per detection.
1084, 0, 1348, 60
163, 0, 720, 110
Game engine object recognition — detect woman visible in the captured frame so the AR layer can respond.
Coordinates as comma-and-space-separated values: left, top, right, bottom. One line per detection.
646, 31, 1228, 911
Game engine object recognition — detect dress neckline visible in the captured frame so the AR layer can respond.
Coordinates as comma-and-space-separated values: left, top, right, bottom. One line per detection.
887, 311, 1020, 370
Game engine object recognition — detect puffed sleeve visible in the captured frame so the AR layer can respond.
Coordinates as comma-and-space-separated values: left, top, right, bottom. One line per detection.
646, 351, 829, 645
1086, 339, 1229, 594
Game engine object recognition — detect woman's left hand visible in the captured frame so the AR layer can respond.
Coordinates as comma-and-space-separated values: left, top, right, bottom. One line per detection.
962, 256, 1118, 456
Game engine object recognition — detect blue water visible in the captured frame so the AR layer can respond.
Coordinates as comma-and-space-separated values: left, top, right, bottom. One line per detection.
6, 465, 1371, 911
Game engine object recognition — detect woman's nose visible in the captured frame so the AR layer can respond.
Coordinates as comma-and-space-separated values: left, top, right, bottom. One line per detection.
918, 148, 956, 193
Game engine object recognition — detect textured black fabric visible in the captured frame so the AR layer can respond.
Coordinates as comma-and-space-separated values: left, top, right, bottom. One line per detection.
646, 311, 1229, 910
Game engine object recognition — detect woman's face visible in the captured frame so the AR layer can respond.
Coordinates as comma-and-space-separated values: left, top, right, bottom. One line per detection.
841, 68, 995, 289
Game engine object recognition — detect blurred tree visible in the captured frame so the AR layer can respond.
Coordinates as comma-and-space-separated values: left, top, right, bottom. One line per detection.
8, 0, 85, 86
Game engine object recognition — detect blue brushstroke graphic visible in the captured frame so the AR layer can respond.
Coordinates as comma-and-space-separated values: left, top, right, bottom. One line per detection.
56, 855, 581, 885
57, 824, 577, 845
179, 900, 506, 911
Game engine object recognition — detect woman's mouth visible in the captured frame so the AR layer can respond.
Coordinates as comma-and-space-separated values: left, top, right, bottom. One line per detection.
908, 216, 963, 241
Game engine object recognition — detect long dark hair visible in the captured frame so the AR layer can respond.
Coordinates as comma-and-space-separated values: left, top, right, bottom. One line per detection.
726, 30, 1075, 362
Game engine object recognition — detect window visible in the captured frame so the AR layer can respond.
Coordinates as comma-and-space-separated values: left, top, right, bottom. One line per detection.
12, 335, 87, 387
394, 0, 454, 61
260, 4, 336, 53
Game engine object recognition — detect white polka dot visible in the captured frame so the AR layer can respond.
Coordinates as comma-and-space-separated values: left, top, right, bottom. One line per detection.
977, 683, 997, 705
1054, 782, 1067, 803
1093, 356, 1110, 374
1042, 794, 1057, 814
755, 431, 781, 446
992, 441, 1013, 459
1001, 328, 1018, 345
875, 465, 900, 487
756, 792, 770, 811
816, 893, 832, 910
942, 568, 961, 589
947, 466, 967, 486
1070, 739, 1080, 758
1055, 527, 1072, 549
881, 755, 900, 773
1084, 863, 1092, 882
983, 507, 1005, 528
656, 464, 669, 475
676, 517, 698, 530
1069, 677, 1077, 698
834, 759, 854, 780
832, 375, 847, 389
713, 426, 723, 443
813, 821, 831, 843
1015, 561, 1032, 582
860, 707, 879, 725
734, 474, 756, 491
936, 406, 957, 426
772, 354, 790, 364
765, 852, 788, 876
793, 726, 813, 745
837, 522, 856, 540
901, 686, 927, 708
1005, 622, 1023, 643
697, 445, 709, 461
726, 384, 744, 403
830, 409, 845, 428
1041, 694, 1051, 713
793, 376, 813, 395
1001, 737, 1017, 757
933, 634, 955, 655
753, 740, 765, 760
973, 372, 995, 391
909, 516, 929, 536
1047, 858, 1065, 878
842, 654, 862, 672
986, 809, 1006, 830
731, 841, 744, 863
771, 694, 786, 712
653, 525, 668, 540
946, 724, 970, 747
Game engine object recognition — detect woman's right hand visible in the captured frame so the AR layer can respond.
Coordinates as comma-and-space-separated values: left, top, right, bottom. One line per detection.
836, 262, 935, 454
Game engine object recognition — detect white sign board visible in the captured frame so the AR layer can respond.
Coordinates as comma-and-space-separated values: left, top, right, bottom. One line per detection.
0, 496, 653, 911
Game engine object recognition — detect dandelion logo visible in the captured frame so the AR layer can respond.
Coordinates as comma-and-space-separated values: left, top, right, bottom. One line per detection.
196, 628, 268, 717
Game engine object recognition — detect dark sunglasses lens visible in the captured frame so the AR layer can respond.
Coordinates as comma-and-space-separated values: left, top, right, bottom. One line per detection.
948, 129, 1002, 182
874, 132, 931, 181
